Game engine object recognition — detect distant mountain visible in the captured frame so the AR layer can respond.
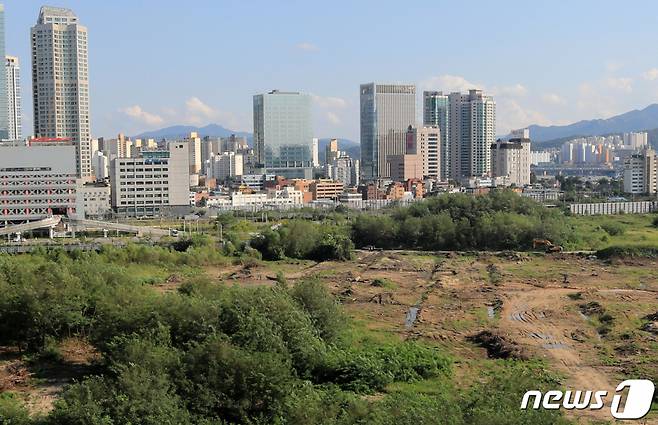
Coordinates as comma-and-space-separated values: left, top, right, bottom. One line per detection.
528, 104, 658, 143
134, 124, 252, 140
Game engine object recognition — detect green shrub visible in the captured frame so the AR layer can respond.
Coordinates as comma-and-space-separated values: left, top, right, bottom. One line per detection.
600, 222, 625, 236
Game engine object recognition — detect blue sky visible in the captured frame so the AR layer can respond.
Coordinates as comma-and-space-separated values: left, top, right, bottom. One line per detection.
5, 0, 658, 140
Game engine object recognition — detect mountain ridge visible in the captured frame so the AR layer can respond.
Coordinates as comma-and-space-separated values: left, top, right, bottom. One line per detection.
527, 104, 658, 142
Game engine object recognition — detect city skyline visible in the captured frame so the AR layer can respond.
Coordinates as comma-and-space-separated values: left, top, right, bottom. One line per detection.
4, 1, 658, 140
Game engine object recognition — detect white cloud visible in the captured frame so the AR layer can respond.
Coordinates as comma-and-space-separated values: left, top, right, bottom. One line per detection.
491, 83, 527, 97
606, 61, 622, 73
604, 76, 633, 92
296, 42, 319, 52
541, 93, 566, 105
186, 97, 217, 119
643, 68, 658, 81
119, 105, 164, 126
326, 111, 341, 125
311, 94, 348, 109
420, 74, 482, 92
496, 98, 550, 134
183, 97, 244, 129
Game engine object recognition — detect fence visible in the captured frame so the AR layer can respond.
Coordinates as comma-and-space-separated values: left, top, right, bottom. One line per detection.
569, 201, 658, 215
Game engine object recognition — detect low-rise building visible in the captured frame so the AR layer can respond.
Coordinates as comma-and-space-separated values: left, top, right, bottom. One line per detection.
339, 191, 363, 206
110, 142, 190, 217
311, 179, 344, 200
76, 182, 111, 219
241, 174, 276, 191
386, 182, 405, 200
0, 142, 79, 222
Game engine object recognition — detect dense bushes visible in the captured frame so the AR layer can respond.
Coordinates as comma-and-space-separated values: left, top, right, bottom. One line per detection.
0, 245, 575, 424
352, 191, 573, 250
250, 220, 353, 261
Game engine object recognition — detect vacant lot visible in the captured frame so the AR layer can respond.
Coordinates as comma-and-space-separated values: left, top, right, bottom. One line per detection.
198, 250, 658, 423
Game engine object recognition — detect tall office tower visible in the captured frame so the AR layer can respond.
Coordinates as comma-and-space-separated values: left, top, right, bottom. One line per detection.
360, 83, 416, 180
447, 90, 495, 179
325, 138, 339, 166
0, 5, 7, 140
5, 55, 21, 140
253, 90, 314, 178
423, 91, 449, 180
31, 6, 92, 177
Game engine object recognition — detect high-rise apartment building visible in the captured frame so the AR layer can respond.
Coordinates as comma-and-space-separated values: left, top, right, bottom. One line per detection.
360, 83, 416, 180
5, 55, 21, 140
210, 152, 243, 181
253, 90, 313, 177
490, 134, 531, 187
312, 138, 319, 167
417, 126, 441, 179
423, 91, 449, 180
448, 90, 496, 178
325, 138, 339, 166
623, 132, 648, 150
623, 147, 657, 195
184, 132, 202, 175
0, 5, 8, 139
31, 6, 91, 177
103, 133, 132, 159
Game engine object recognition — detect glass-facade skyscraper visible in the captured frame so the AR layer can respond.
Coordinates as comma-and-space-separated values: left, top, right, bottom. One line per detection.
360, 83, 416, 180
0, 4, 8, 140
423, 91, 450, 180
253, 90, 313, 176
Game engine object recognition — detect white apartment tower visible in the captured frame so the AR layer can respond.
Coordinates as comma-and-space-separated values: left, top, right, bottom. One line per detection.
490, 134, 531, 187
0, 5, 8, 140
5, 56, 21, 140
31, 6, 92, 177
417, 126, 441, 179
448, 90, 496, 178
210, 152, 244, 181
623, 148, 657, 195
185, 131, 202, 175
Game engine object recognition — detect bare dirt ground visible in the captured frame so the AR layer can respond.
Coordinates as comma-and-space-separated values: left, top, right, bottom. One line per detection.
6, 251, 656, 422
0, 338, 99, 415
284, 250, 658, 424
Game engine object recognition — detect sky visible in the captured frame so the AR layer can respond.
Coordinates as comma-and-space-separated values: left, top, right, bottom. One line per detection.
5, 0, 658, 140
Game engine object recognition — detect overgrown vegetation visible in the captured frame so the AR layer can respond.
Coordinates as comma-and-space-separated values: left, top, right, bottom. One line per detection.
0, 244, 573, 424
351, 191, 573, 251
